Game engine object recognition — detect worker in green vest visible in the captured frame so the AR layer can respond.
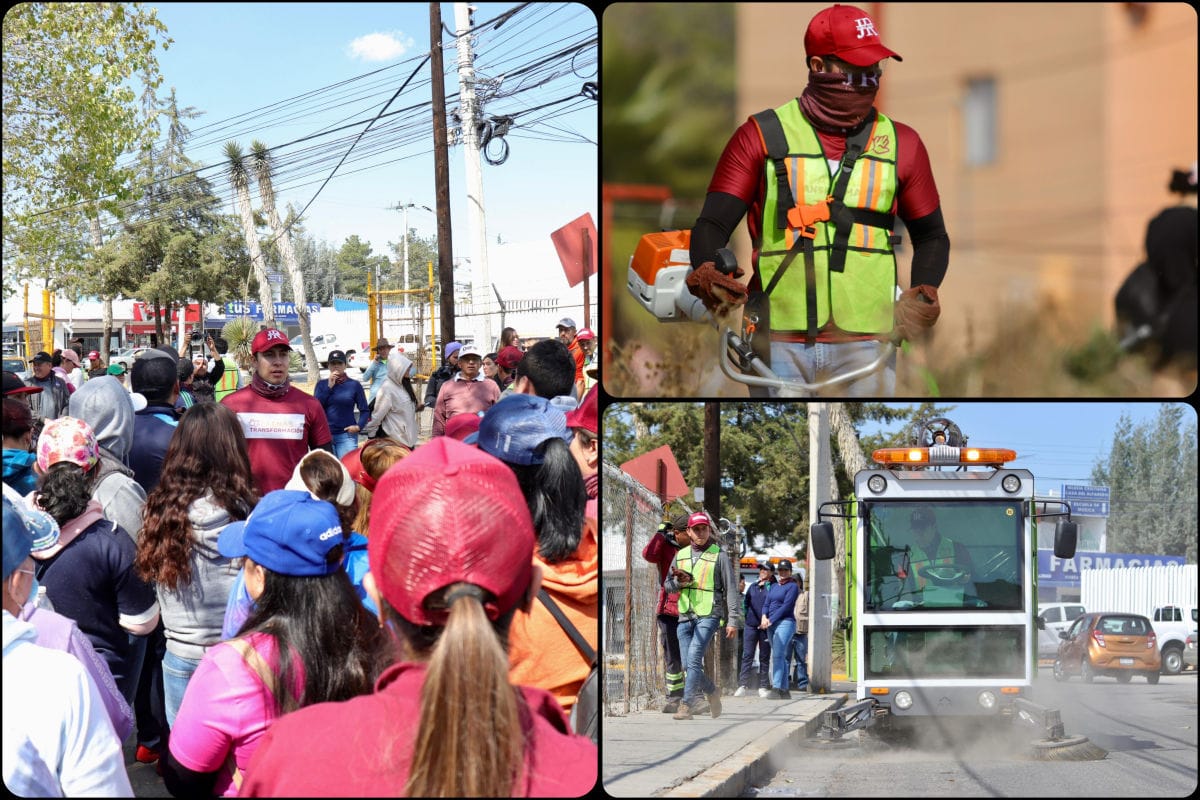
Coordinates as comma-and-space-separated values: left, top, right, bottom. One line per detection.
210, 336, 242, 402
899, 506, 975, 606
663, 512, 742, 721
686, 4, 948, 397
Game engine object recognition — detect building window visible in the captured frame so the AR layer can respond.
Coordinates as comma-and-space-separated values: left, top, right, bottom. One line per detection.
964, 77, 997, 167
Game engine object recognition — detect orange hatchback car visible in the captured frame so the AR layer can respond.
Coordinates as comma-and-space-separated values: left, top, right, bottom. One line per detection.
1054, 612, 1161, 684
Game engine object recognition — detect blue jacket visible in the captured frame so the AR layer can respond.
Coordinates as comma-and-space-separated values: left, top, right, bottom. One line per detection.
314, 378, 369, 434
129, 404, 180, 494
360, 358, 388, 402
743, 578, 775, 625
3, 448, 38, 495
763, 577, 799, 626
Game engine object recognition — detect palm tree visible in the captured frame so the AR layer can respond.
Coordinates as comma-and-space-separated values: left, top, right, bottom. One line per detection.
251, 140, 318, 383
224, 141, 275, 327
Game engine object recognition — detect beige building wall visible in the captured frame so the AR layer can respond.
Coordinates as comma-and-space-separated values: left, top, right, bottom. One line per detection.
735, 3, 1196, 361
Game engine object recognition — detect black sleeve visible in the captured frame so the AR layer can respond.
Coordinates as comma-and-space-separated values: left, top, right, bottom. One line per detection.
690, 191, 750, 269
905, 206, 951, 288
207, 358, 224, 384
161, 748, 220, 798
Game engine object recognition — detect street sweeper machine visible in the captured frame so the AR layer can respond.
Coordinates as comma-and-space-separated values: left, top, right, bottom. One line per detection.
807, 417, 1106, 758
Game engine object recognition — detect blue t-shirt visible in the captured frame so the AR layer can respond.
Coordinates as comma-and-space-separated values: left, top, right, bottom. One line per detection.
33, 517, 158, 691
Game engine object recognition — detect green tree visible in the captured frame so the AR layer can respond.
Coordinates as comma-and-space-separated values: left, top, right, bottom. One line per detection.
3, 2, 170, 353
336, 236, 389, 299
1091, 405, 1197, 561
386, 231, 440, 295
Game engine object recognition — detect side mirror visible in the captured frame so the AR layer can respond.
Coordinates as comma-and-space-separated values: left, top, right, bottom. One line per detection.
1058, 630, 1069, 640
1036, 615, 1046, 631
810, 522, 835, 561
1054, 520, 1078, 559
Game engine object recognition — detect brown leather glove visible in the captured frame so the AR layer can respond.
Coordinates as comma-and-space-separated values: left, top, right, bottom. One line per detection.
685, 261, 749, 314
893, 284, 941, 342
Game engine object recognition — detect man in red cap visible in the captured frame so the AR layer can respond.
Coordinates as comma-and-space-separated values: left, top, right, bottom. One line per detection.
220, 328, 332, 494
687, 4, 947, 397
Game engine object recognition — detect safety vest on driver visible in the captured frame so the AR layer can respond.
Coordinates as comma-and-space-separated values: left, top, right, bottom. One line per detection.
907, 536, 957, 590
674, 543, 721, 617
757, 100, 899, 334
214, 355, 240, 401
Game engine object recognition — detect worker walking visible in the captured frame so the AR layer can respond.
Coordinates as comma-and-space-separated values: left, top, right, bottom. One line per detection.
663, 512, 741, 720
641, 516, 690, 713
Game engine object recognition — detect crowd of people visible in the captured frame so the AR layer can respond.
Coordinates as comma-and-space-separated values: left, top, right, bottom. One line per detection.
3, 321, 599, 797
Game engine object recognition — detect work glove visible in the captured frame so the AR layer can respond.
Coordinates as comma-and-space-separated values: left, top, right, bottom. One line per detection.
892, 284, 941, 343
685, 261, 749, 315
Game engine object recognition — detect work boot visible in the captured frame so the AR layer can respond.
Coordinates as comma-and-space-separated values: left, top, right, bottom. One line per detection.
734, 685, 749, 697
706, 691, 722, 718
662, 698, 680, 714
672, 702, 694, 720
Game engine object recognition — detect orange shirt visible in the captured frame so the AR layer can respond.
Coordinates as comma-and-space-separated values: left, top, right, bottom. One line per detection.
507, 520, 597, 711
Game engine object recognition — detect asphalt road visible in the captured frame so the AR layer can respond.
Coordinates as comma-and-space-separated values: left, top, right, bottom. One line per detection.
745, 668, 1198, 797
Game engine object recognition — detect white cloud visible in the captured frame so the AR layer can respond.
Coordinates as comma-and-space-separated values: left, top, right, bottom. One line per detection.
347, 32, 413, 62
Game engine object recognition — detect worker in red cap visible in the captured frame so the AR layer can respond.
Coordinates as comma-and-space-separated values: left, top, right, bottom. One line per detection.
687, 4, 947, 397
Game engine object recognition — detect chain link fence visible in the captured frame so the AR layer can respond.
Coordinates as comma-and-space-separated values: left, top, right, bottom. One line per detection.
601, 461, 746, 717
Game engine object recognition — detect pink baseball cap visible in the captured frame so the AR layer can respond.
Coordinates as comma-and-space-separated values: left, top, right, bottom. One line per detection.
804, 4, 902, 67
368, 437, 535, 626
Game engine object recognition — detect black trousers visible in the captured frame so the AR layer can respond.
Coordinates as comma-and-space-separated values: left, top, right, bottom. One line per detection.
656, 614, 684, 699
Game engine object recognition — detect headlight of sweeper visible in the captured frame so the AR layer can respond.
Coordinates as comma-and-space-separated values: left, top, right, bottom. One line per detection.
868, 475, 887, 494
1001, 474, 1021, 493
978, 691, 998, 710
894, 691, 913, 710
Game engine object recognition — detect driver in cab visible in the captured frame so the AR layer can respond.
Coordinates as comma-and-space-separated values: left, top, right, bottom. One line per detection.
897, 507, 975, 604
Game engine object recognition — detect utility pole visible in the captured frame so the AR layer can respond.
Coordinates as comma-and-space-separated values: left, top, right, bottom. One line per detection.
392, 201, 432, 313
455, 2, 493, 351
430, 2, 455, 349
808, 403, 833, 693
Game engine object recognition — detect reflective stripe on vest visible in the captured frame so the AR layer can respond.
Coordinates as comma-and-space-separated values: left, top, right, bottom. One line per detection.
757, 101, 899, 334
215, 356, 239, 400
911, 536, 957, 590
675, 544, 720, 617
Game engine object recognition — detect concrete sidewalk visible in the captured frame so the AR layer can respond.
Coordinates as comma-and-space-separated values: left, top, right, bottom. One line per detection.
602, 691, 848, 797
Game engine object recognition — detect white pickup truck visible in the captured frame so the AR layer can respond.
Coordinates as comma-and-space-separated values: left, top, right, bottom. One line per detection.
1152, 605, 1199, 675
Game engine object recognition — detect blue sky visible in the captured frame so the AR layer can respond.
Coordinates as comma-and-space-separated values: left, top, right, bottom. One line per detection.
144, 2, 597, 282
860, 402, 1196, 489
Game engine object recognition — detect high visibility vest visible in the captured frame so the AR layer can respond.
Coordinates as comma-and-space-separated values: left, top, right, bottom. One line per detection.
757, 101, 899, 334
674, 544, 721, 617
214, 356, 240, 401
909, 536, 957, 590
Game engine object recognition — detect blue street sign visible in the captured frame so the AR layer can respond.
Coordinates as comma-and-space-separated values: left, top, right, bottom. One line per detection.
1038, 549, 1186, 587
1061, 484, 1110, 517
223, 302, 320, 321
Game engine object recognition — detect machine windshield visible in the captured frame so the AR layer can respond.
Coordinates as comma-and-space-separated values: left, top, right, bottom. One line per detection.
864, 500, 1024, 611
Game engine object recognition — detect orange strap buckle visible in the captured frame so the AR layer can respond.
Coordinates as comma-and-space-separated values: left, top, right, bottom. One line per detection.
787, 196, 833, 236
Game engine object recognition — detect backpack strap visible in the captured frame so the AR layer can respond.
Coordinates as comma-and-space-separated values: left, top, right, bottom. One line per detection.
222, 637, 293, 792
538, 589, 596, 667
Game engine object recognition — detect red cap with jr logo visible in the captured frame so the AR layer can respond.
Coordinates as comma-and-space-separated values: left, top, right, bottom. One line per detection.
251, 328, 292, 355
804, 4, 902, 67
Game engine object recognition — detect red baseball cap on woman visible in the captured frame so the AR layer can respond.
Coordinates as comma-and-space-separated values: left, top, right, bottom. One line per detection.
804, 4, 902, 66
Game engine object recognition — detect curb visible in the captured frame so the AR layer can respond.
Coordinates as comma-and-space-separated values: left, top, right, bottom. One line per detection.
659, 693, 848, 798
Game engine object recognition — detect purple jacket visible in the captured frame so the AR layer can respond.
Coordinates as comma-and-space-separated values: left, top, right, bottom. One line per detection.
19, 601, 134, 742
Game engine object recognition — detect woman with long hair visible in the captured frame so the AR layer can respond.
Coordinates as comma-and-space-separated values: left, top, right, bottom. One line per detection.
238, 438, 597, 797
163, 490, 383, 797
500, 325, 521, 351
474, 393, 597, 715
134, 401, 258, 726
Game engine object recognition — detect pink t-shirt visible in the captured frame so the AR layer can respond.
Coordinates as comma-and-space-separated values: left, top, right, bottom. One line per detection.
168, 633, 304, 797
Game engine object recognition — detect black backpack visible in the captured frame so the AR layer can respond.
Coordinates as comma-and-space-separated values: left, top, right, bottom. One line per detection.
538, 589, 598, 743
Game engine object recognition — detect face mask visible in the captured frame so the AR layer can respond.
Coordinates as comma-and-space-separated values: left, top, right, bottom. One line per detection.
798, 68, 880, 133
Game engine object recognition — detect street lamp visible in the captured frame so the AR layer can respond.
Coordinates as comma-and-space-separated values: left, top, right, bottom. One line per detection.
395, 202, 433, 311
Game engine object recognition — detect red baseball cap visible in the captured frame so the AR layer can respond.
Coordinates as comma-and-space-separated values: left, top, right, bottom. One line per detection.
340, 445, 376, 493
251, 328, 292, 355
687, 511, 712, 529
368, 437, 535, 626
564, 384, 597, 435
444, 412, 482, 442
804, 4, 902, 67
496, 345, 524, 371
